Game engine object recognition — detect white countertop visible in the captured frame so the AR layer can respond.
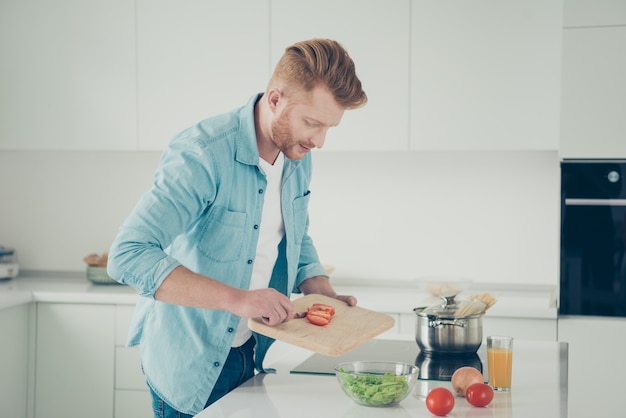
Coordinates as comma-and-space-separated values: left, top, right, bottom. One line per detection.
332, 282, 558, 319
0, 273, 139, 309
0, 273, 558, 320
196, 337, 568, 418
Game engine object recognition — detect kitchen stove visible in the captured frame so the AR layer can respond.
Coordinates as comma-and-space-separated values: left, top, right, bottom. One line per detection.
415, 348, 486, 381
290, 339, 487, 382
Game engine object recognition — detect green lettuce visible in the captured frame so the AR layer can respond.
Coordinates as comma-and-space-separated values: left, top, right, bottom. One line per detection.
338, 370, 410, 406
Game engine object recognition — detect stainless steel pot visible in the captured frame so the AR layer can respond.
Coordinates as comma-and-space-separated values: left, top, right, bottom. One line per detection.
413, 295, 485, 354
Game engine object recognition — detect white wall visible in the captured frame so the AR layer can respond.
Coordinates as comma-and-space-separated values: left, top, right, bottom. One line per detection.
0, 149, 559, 286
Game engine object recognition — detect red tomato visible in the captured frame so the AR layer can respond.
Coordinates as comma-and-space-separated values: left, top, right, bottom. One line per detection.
306, 311, 331, 326
311, 303, 335, 316
465, 383, 494, 407
425, 387, 455, 416
306, 309, 331, 320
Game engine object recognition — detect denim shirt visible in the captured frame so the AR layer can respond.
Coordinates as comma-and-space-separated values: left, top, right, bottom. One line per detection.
107, 94, 328, 415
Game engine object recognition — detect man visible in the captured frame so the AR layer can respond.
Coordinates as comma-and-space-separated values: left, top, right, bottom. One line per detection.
107, 38, 367, 417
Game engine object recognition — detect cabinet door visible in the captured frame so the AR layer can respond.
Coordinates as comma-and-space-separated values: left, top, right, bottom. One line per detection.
271, 0, 410, 152
558, 317, 626, 418
564, 0, 626, 27
136, 0, 270, 150
115, 305, 152, 417
411, 0, 562, 150
0, 304, 29, 418
115, 390, 153, 418
35, 303, 115, 418
560, 27, 626, 158
0, 0, 136, 150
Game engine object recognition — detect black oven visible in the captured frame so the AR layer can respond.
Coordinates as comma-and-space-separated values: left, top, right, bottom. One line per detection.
560, 160, 626, 317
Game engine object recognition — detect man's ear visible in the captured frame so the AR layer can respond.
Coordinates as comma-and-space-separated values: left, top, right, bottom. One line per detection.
267, 88, 282, 112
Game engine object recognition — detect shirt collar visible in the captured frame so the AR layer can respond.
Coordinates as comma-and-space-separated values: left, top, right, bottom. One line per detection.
235, 93, 264, 166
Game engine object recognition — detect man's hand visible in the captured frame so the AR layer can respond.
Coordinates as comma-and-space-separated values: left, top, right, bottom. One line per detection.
231, 288, 295, 326
331, 294, 357, 307
299, 275, 357, 307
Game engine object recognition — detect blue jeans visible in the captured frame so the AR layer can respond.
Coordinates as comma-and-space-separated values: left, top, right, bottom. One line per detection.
149, 337, 256, 418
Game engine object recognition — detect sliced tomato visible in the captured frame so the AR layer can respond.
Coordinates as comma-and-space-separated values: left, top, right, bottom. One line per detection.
306, 309, 331, 320
311, 303, 336, 316
306, 311, 331, 326
304, 302, 336, 326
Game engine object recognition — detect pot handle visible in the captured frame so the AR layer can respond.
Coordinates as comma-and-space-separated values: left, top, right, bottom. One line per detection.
430, 318, 467, 328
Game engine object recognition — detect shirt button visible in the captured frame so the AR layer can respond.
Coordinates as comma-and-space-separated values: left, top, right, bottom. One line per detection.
247, 259, 253, 264
253, 224, 259, 229
213, 362, 220, 367
258, 189, 264, 194
227, 327, 234, 333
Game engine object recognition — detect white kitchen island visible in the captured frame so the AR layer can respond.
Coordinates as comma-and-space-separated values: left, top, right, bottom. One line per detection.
1, 274, 566, 418
195, 338, 568, 418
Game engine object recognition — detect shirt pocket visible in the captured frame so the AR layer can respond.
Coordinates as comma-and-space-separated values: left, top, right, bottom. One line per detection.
197, 206, 247, 263
291, 192, 311, 246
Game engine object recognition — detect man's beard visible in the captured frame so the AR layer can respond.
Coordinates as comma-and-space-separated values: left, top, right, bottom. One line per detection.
271, 107, 298, 160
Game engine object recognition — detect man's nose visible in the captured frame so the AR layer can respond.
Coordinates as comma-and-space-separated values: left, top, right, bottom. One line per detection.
311, 128, 329, 149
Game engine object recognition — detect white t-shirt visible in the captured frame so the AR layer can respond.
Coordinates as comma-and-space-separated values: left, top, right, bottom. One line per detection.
231, 153, 285, 347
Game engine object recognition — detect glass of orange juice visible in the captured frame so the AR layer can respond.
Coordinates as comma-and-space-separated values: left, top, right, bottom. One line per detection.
487, 336, 513, 391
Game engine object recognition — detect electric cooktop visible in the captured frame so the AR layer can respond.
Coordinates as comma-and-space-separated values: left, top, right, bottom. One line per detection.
290, 339, 488, 382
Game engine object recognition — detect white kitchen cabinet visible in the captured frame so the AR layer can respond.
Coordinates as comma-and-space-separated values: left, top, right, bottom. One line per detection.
116, 346, 146, 390
558, 316, 626, 418
33, 302, 150, 418
1, 0, 566, 153
564, 0, 626, 27
35, 303, 115, 418
135, 0, 270, 150
559, 26, 626, 159
0, 304, 29, 418
271, 0, 411, 152
115, 304, 152, 417
410, 0, 562, 151
0, 0, 137, 150
115, 390, 152, 418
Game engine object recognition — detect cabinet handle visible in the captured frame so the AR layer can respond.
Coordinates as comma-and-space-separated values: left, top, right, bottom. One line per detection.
564, 198, 626, 207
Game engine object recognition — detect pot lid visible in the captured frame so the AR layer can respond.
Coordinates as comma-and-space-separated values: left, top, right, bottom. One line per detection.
418, 295, 486, 318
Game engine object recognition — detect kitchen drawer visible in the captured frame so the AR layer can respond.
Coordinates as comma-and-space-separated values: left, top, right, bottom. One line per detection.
115, 389, 152, 418
115, 346, 145, 390
116, 305, 135, 346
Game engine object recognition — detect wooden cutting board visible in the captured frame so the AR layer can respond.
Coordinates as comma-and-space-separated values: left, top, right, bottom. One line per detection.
248, 294, 395, 356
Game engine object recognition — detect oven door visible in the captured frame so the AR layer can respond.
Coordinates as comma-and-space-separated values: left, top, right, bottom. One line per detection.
560, 197, 626, 317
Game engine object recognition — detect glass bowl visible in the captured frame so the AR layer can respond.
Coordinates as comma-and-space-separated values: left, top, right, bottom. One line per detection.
334, 361, 418, 407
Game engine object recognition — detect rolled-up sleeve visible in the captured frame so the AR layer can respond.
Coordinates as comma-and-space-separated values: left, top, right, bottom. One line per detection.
108, 137, 216, 297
